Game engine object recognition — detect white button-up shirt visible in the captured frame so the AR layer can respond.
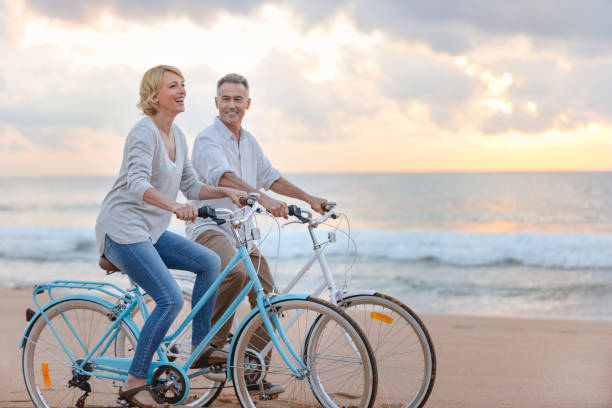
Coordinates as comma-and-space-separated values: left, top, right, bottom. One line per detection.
186, 116, 281, 244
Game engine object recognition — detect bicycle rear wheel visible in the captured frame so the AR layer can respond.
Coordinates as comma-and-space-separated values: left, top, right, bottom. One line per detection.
22, 299, 137, 408
341, 293, 436, 408
231, 297, 377, 408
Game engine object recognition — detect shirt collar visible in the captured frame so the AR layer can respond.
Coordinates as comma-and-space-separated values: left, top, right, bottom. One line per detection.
214, 116, 243, 141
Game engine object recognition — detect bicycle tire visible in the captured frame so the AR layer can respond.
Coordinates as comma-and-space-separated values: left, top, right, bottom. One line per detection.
230, 297, 377, 408
22, 298, 138, 408
341, 293, 436, 408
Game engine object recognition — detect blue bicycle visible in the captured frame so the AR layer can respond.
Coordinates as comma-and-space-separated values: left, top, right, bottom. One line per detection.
20, 194, 377, 408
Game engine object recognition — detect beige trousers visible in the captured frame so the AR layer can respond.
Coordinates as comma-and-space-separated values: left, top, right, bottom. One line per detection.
195, 230, 275, 347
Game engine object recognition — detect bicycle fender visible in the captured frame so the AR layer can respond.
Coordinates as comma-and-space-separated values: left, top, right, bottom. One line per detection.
19, 294, 139, 348
226, 293, 309, 381
339, 289, 377, 299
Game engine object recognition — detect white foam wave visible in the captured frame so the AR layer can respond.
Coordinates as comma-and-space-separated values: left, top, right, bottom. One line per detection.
2, 225, 612, 270
260, 227, 612, 270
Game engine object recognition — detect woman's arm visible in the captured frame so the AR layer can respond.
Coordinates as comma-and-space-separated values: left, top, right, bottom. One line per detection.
142, 187, 197, 220
143, 185, 245, 222
198, 184, 246, 207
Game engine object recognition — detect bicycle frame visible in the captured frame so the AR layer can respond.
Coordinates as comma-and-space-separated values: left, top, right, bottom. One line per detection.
20, 222, 311, 406
170, 210, 372, 359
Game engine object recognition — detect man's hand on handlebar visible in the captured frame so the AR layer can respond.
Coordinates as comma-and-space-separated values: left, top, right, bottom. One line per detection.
307, 195, 328, 215
221, 187, 248, 208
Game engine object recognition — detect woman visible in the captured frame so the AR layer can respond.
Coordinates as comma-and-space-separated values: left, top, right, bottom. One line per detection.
96, 65, 243, 408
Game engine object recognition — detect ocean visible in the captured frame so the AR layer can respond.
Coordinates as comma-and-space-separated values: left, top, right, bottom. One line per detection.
1, 172, 611, 321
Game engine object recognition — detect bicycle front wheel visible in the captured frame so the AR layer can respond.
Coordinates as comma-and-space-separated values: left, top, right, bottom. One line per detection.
22, 298, 137, 408
231, 297, 377, 408
341, 293, 436, 408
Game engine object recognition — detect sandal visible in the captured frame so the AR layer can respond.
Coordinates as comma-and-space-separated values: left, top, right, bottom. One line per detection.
192, 344, 228, 369
118, 384, 168, 408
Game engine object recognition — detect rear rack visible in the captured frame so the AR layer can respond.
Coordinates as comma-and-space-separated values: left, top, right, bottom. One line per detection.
32, 280, 133, 310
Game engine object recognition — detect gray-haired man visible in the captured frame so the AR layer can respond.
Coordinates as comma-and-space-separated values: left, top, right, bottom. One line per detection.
186, 73, 327, 394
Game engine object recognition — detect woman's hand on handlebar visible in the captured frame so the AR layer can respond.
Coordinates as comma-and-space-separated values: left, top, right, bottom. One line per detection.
221, 187, 248, 208
260, 195, 289, 219
173, 203, 198, 221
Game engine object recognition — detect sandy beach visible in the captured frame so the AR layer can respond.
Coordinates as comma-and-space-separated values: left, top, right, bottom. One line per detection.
2, 287, 611, 408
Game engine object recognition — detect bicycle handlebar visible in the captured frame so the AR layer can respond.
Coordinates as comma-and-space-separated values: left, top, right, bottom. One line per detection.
198, 192, 262, 228
197, 206, 226, 225
288, 201, 339, 226
322, 201, 336, 213
288, 205, 311, 223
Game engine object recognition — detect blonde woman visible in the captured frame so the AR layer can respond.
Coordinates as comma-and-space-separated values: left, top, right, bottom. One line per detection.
95, 65, 244, 408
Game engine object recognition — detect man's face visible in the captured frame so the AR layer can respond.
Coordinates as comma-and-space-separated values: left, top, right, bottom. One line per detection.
215, 82, 251, 129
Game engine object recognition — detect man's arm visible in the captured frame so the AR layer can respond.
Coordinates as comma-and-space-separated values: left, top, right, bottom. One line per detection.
219, 172, 327, 217
218, 172, 290, 218
268, 177, 327, 215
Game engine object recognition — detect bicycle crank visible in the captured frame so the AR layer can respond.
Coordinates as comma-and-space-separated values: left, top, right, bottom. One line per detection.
151, 364, 188, 404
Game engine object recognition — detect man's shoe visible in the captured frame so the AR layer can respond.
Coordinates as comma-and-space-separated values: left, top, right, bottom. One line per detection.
192, 345, 228, 369
202, 367, 226, 382
246, 380, 285, 395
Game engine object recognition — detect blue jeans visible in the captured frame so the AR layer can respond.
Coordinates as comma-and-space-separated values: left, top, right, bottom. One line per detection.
104, 231, 220, 379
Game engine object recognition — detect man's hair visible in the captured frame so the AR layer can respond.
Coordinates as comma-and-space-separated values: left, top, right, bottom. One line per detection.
217, 73, 249, 96
137, 65, 184, 116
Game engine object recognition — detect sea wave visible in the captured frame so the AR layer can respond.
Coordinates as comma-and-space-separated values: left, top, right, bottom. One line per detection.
262, 227, 612, 270
0, 226, 96, 262
0, 203, 101, 212
2, 225, 612, 270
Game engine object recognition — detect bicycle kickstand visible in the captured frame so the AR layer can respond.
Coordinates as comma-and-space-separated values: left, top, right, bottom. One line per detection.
75, 391, 89, 408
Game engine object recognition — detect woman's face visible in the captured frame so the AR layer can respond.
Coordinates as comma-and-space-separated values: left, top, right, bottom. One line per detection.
154, 71, 185, 116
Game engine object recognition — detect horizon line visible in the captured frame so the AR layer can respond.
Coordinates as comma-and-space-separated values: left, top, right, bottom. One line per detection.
2, 169, 612, 179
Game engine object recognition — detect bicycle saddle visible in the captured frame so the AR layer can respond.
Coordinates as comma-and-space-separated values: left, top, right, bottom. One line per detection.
98, 255, 120, 273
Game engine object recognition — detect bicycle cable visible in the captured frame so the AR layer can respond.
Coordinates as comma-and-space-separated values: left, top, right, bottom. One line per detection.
320, 213, 358, 292
252, 210, 282, 294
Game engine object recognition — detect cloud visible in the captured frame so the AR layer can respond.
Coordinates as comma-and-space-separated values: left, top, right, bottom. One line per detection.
3, 1, 612, 174
0, 56, 139, 145
373, 43, 480, 128
22, 0, 612, 57
349, 1, 612, 56
247, 48, 359, 141
24, 0, 262, 26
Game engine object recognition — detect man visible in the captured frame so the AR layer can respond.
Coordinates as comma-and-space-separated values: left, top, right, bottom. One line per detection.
186, 73, 327, 394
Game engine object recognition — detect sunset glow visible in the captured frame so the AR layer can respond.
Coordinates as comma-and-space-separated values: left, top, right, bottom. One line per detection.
1, 1, 610, 175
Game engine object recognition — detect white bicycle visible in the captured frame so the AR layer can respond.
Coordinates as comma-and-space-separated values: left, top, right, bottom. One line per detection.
166, 202, 436, 408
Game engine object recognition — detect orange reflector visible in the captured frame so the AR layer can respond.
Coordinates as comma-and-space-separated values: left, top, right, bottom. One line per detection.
370, 312, 392, 324
42, 363, 51, 387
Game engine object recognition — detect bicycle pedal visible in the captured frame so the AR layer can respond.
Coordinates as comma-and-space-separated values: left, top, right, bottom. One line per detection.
117, 397, 135, 407
258, 392, 280, 401
203, 367, 226, 382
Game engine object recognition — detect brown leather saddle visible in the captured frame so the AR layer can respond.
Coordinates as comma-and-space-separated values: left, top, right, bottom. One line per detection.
98, 255, 121, 273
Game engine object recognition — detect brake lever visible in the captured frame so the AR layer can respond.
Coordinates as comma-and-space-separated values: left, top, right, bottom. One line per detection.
212, 217, 226, 225
287, 205, 311, 223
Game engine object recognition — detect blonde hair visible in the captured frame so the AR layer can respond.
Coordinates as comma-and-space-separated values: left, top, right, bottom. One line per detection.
137, 65, 184, 116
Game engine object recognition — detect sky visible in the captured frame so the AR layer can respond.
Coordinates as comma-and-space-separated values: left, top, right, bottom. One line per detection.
1, 0, 612, 176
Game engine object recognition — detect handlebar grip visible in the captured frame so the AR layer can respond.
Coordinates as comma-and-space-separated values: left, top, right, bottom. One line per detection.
239, 196, 257, 207
322, 201, 336, 213
288, 205, 310, 223
198, 206, 216, 219
197, 206, 226, 225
